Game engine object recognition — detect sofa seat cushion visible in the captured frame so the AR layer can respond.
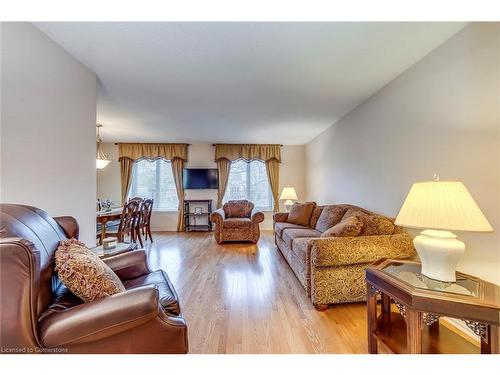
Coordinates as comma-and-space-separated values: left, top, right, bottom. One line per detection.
283, 228, 322, 249
123, 269, 180, 315
315, 205, 351, 232
287, 202, 316, 226
274, 222, 307, 238
223, 217, 252, 229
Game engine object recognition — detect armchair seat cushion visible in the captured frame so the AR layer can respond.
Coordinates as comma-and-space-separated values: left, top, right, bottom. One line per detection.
274, 222, 307, 238
123, 269, 180, 315
223, 217, 252, 229
283, 228, 322, 249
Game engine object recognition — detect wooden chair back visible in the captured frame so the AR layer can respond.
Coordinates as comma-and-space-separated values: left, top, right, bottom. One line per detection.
117, 200, 141, 242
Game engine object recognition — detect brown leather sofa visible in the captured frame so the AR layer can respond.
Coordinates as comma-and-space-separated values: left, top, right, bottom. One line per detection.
0, 204, 188, 354
210, 200, 264, 244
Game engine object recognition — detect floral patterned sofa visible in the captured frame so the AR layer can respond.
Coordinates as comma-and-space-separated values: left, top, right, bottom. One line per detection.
211, 200, 264, 244
273, 203, 415, 310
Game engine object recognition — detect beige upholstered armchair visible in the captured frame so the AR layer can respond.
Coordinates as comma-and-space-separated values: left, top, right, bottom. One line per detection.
210, 200, 264, 244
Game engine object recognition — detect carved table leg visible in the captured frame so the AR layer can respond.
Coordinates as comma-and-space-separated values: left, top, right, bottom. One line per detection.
406, 309, 422, 354
367, 283, 378, 354
381, 293, 391, 314
481, 324, 500, 354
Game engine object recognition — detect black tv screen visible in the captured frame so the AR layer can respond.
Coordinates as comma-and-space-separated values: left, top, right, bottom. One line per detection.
183, 168, 219, 189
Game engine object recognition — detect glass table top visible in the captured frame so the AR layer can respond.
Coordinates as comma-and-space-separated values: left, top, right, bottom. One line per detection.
382, 262, 480, 297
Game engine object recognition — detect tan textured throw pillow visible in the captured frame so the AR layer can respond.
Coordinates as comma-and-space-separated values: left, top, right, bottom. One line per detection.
287, 202, 316, 226
55, 238, 126, 302
342, 208, 395, 236
321, 216, 363, 237
315, 205, 350, 232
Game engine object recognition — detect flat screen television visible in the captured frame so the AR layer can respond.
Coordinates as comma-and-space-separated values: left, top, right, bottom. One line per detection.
183, 168, 219, 189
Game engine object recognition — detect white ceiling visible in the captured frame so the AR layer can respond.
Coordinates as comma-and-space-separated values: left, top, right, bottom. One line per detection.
35, 22, 466, 145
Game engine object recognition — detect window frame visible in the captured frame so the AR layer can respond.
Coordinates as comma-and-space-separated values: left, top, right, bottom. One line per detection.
128, 159, 179, 211
223, 159, 274, 211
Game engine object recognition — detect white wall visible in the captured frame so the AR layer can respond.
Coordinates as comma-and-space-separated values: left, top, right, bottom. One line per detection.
97, 143, 306, 230
1, 22, 97, 244
305, 23, 500, 285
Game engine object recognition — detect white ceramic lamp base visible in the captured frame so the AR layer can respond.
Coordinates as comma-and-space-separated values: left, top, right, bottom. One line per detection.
284, 200, 294, 212
413, 229, 465, 282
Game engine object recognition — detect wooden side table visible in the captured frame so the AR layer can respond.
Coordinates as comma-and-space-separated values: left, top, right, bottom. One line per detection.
366, 259, 500, 354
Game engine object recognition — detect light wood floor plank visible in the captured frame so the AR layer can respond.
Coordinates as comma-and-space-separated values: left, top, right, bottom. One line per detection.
144, 230, 368, 354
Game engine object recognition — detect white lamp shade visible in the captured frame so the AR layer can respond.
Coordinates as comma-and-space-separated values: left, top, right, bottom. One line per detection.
280, 187, 298, 200
395, 181, 493, 232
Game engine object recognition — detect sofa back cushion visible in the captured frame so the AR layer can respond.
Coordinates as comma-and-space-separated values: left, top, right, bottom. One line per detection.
315, 205, 350, 232
342, 208, 395, 236
321, 215, 363, 237
309, 205, 324, 228
288, 202, 316, 226
223, 200, 254, 218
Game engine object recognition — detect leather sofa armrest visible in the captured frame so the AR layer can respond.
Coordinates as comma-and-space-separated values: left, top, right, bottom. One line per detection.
210, 208, 225, 224
54, 216, 79, 239
310, 233, 415, 267
251, 208, 264, 224
102, 250, 150, 281
39, 285, 161, 348
273, 212, 289, 223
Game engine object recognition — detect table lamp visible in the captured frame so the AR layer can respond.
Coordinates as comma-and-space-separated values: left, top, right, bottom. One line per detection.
280, 187, 298, 212
395, 178, 493, 282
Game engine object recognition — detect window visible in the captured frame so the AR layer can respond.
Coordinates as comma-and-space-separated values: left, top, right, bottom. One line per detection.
223, 159, 273, 210
129, 159, 179, 210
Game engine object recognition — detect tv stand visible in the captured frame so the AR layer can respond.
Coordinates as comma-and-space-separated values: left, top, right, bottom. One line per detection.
184, 199, 213, 232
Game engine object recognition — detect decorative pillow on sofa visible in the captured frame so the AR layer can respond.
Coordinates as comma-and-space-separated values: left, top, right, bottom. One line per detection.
315, 205, 350, 232
287, 202, 316, 226
55, 238, 126, 302
309, 205, 324, 229
321, 215, 363, 237
342, 208, 395, 236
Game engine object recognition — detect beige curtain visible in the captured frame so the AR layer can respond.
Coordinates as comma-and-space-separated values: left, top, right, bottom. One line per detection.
265, 159, 280, 212
171, 158, 185, 232
118, 143, 188, 230
214, 144, 281, 163
118, 143, 188, 161
120, 158, 134, 204
216, 158, 231, 208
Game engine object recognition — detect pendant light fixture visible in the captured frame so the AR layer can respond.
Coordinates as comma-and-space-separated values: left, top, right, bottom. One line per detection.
96, 124, 111, 169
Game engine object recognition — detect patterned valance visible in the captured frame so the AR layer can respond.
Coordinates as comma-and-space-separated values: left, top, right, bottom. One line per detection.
214, 144, 281, 163
118, 143, 188, 161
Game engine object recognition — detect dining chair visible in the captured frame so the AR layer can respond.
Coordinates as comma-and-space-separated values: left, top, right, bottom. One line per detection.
104, 200, 141, 244
136, 198, 154, 247
128, 196, 144, 204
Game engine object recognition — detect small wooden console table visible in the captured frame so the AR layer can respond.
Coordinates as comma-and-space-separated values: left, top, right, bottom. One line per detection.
184, 199, 213, 232
366, 259, 500, 354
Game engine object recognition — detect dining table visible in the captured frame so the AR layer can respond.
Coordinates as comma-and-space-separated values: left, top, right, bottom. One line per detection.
96, 207, 123, 245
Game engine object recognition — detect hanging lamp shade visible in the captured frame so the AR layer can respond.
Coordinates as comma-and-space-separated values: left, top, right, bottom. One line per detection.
96, 124, 111, 169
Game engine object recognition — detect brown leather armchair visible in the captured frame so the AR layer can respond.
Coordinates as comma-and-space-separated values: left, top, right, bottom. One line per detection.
210, 200, 264, 244
0, 204, 188, 354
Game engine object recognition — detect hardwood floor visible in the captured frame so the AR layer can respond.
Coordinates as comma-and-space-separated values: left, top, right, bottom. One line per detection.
143, 230, 368, 354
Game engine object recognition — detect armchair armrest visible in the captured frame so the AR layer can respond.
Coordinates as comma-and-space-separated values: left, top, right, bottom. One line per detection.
310, 233, 415, 267
54, 216, 79, 239
210, 208, 225, 224
39, 285, 161, 348
251, 208, 264, 224
273, 212, 289, 223
102, 250, 150, 281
